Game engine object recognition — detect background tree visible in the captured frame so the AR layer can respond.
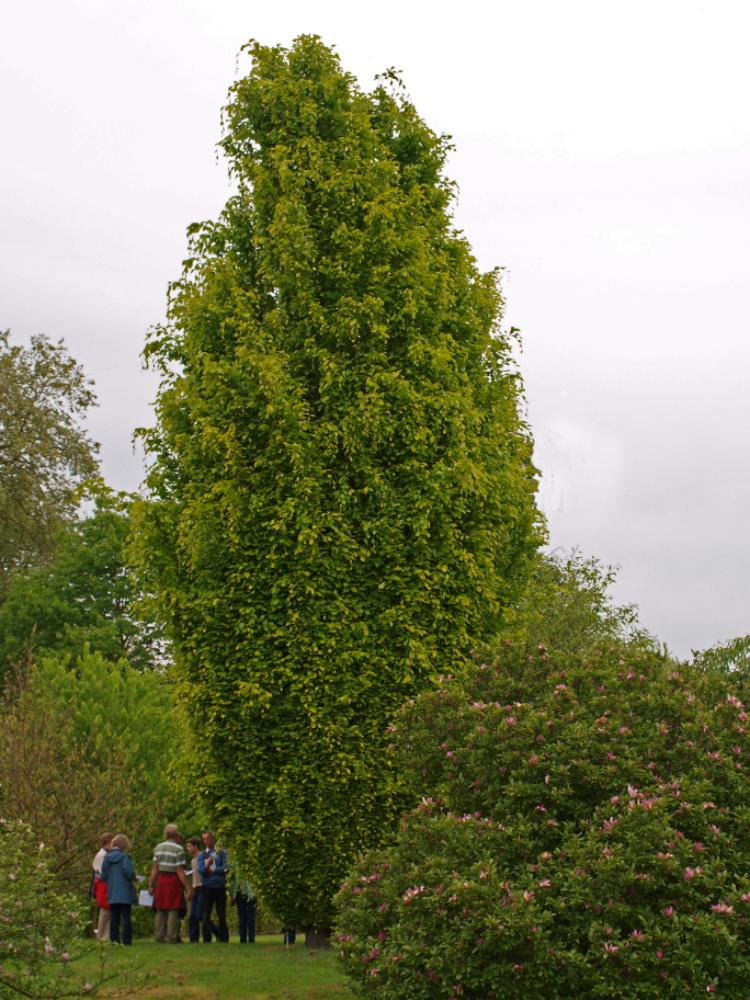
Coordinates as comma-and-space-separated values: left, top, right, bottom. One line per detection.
0, 330, 98, 599
133, 36, 542, 936
0, 650, 187, 891
492, 548, 654, 655
693, 634, 750, 675
0, 488, 163, 687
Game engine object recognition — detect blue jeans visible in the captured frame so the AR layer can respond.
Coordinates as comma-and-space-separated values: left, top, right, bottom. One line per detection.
188, 886, 205, 942
235, 894, 256, 943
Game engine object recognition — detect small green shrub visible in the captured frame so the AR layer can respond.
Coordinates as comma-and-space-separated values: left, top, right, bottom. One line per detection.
335, 642, 750, 998
0, 817, 105, 997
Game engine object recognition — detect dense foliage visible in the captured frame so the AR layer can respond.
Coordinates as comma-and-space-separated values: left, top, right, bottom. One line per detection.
133, 35, 541, 929
0, 491, 161, 687
336, 640, 750, 998
0, 650, 187, 889
693, 634, 750, 676
493, 549, 650, 655
0, 330, 98, 600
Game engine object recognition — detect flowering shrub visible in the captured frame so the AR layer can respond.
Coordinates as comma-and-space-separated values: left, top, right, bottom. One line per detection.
335, 641, 750, 998
0, 817, 107, 997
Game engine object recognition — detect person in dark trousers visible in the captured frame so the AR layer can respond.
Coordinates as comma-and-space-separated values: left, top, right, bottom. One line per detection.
230, 871, 256, 943
198, 831, 229, 942
101, 833, 136, 945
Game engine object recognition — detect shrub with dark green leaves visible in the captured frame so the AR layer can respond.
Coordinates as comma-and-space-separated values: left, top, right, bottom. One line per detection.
335, 642, 750, 998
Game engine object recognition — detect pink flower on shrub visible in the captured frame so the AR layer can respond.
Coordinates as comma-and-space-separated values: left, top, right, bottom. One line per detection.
684, 867, 703, 880
631, 929, 644, 939
741, 893, 750, 904
402, 885, 425, 905
711, 901, 733, 914
604, 943, 618, 954
522, 890, 535, 902
538, 879, 551, 888
703, 802, 716, 810
505, 716, 516, 726
663, 906, 675, 917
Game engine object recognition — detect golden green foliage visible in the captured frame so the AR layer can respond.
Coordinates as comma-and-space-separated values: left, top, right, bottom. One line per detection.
133, 36, 542, 929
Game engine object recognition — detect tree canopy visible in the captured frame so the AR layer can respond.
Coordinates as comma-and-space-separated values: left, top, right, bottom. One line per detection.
0, 488, 162, 686
0, 330, 98, 599
133, 35, 542, 932
0, 649, 189, 890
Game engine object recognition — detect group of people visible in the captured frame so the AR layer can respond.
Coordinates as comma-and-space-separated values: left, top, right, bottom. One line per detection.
91, 823, 256, 946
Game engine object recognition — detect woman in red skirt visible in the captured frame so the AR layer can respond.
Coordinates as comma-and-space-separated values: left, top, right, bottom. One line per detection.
91, 832, 113, 940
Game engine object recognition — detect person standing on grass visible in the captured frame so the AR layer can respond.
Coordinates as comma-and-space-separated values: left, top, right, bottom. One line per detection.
148, 823, 190, 944
230, 869, 256, 943
101, 834, 136, 945
186, 836, 207, 943
91, 831, 113, 941
198, 830, 229, 942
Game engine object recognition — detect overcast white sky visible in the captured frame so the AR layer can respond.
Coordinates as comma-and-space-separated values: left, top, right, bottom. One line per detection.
1, 0, 748, 658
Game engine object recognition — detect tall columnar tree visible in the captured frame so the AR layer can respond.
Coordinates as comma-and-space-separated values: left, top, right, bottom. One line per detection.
133, 36, 542, 933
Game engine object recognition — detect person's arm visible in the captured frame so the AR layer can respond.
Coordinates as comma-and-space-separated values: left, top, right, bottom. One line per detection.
148, 861, 158, 892
176, 863, 190, 894
214, 850, 228, 877
197, 851, 209, 877
123, 855, 135, 883
101, 856, 110, 883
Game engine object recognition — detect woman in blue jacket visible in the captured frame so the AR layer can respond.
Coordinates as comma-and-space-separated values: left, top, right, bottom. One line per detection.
101, 834, 137, 945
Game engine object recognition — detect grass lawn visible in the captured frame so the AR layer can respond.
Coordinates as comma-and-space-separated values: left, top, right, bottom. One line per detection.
83, 936, 354, 1000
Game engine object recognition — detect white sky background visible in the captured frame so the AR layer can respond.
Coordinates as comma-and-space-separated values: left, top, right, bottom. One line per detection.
1, 0, 748, 658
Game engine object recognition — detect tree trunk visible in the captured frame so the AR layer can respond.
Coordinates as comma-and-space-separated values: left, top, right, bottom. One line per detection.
304, 927, 331, 949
